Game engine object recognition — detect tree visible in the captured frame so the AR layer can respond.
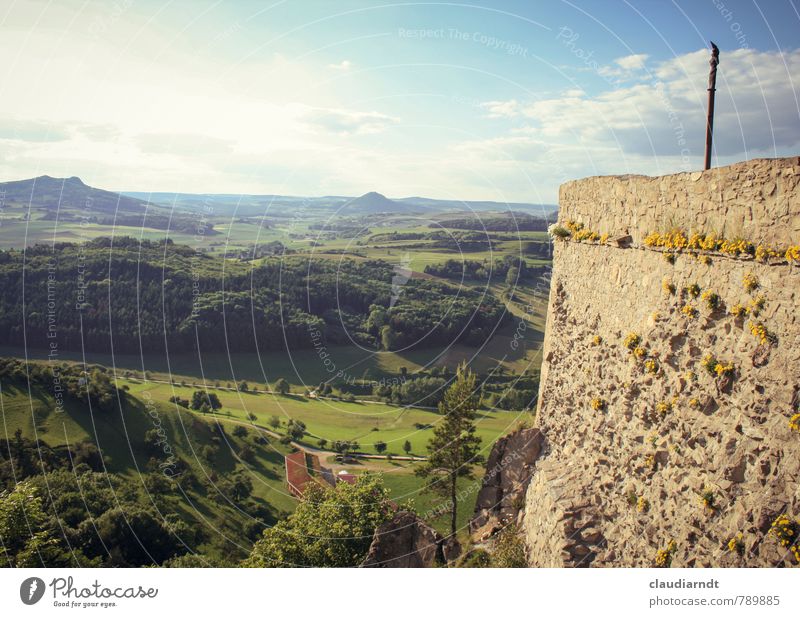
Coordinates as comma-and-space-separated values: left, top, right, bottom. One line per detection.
244, 474, 391, 567
380, 325, 397, 351
415, 365, 484, 536
374, 441, 387, 454
268, 415, 281, 429
286, 419, 306, 441
230, 472, 253, 502
0, 481, 74, 566
207, 392, 222, 410
505, 265, 520, 287
191, 390, 221, 411
403, 440, 412, 456
274, 378, 290, 395
238, 381, 249, 392
232, 425, 248, 439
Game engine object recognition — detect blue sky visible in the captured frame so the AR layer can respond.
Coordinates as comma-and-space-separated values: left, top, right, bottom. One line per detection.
1, 0, 798, 202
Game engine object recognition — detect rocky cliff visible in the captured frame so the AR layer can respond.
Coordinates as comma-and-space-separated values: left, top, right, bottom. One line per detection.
522, 157, 800, 567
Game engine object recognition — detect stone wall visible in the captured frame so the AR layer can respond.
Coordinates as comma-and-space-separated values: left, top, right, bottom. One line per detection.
523, 157, 800, 567
559, 157, 800, 247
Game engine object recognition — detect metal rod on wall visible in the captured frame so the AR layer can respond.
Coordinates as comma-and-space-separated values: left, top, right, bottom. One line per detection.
704, 41, 720, 170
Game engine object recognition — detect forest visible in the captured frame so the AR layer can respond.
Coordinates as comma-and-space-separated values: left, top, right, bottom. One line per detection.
0, 237, 508, 354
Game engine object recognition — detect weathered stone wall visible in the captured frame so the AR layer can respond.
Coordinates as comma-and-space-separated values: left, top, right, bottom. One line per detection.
559, 157, 800, 247
523, 157, 800, 567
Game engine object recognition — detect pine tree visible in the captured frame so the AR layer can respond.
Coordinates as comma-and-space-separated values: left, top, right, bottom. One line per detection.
415, 365, 484, 536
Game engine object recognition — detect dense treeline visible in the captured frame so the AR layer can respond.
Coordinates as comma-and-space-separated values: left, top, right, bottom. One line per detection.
424, 255, 546, 284
0, 237, 507, 354
433, 213, 550, 232
0, 357, 122, 412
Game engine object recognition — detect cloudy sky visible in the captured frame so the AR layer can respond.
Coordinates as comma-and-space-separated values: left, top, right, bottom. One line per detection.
1, 0, 798, 203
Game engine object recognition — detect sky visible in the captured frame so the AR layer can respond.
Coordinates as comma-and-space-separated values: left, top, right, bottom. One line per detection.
0, 0, 799, 203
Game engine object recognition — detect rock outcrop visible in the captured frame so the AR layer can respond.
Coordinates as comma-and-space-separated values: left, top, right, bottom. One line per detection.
361, 511, 460, 567
470, 427, 544, 540
520, 157, 800, 567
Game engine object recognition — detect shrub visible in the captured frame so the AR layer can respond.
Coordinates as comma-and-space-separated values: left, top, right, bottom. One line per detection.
548, 224, 571, 239
662, 279, 676, 295
787, 245, 800, 263
748, 295, 766, 317
699, 487, 716, 511
491, 524, 528, 567
591, 335, 602, 346
743, 272, 759, 293
681, 303, 698, 319
637, 496, 650, 513
789, 413, 800, 433
624, 333, 641, 351
654, 540, 677, 567
769, 515, 800, 563
633, 346, 647, 360
591, 398, 607, 412
701, 290, 720, 311
727, 534, 744, 556
748, 321, 774, 345
685, 283, 701, 298
730, 304, 748, 318
644, 359, 659, 374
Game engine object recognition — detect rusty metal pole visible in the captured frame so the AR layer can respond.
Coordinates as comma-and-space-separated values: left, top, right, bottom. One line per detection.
704, 42, 720, 170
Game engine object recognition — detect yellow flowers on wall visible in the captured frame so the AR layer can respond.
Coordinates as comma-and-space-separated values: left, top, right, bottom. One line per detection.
654, 540, 677, 568
591, 397, 607, 412
769, 515, 800, 563
685, 283, 701, 298
727, 534, 744, 556
743, 272, 759, 292
748, 321, 774, 345
701, 290, 720, 311
624, 332, 641, 351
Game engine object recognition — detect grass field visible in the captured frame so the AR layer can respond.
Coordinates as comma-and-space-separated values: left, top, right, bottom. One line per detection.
0, 315, 545, 387
1, 373, 510, 538
121, 379, 525, 456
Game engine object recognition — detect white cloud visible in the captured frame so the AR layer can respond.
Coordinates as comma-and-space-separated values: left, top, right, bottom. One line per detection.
302, 108, 398, 135
480, 99, 523, 118
615, 53, 649, 70
328, 60, 353, 71
479, 47, 800, 161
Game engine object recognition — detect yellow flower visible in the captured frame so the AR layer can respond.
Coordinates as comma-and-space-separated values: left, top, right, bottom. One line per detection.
748, 321, 772, 345
730, 304, 748, 318
591, 397, 607, 412
624, 332, 641, 351
681, 303, 698, 319
701, 289, 720, 311
743, 272, 759, 293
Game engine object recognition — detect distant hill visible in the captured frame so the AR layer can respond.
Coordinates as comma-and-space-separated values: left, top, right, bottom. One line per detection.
339, 191, 419, 214
123, 189, 557, 217
0, 175, 155, 216
0, 176, 214, 234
